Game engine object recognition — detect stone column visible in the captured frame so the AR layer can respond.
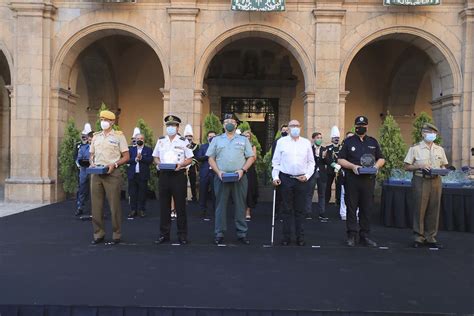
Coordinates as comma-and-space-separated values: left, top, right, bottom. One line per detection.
193, 89, 205, 141
167, 7, 200, 135
338, 91, 350, 135
160, 88, 170, 134
302, 91, 315, 138
312, 4, 346, 141
6, 1, 57, 203
430, 94, 462, 165
460, 5, 474, 167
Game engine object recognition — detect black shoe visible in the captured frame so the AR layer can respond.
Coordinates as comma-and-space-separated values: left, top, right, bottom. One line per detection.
128, 211, 137, 219
214, 237, 224, 245
360, 237, 378, 247
110, 239, 121, 245
296, 239, 306, 246
154, 236, 170, 244
138, 211, 146, 218
346, 236, 356, 247
281, 239, 291, 246
413, 241, 425, 248
318, 215, 329, 221
91, 237, 104, 245
75, 209, 83, 216
305, 214, 313, 220
178, 238, 188, 245
426, 241, 443, 249
237, 237, 250, 245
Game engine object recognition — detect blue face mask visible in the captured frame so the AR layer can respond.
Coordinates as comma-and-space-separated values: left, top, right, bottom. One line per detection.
290, 127, 300, 137
166, 126, 177, 136
225, 123, 236, 133
424, 133, 437, 142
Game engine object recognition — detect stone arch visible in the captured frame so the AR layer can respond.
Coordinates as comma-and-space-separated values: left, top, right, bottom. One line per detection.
0, 41, 13, 85
52, 21, 170, 91
195, 24, 315, 93
340, 26, 462, 98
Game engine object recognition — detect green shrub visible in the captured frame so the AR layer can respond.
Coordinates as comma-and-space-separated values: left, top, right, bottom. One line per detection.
378, 114, 408, 181
202, 112, 223, 143
58, 118, 81, 194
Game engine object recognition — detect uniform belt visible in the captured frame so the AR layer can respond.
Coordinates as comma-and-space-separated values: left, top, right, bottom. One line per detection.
281, 172, 304, 178
160, 169, 185, 173
414, 172, 438, 179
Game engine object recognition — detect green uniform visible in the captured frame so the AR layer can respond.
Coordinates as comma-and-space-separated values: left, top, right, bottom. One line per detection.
90, 129, 129, 240
404, 141, 448, 243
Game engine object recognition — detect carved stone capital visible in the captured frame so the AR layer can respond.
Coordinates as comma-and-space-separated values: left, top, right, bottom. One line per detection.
313, 9, 346, 24
9, 1, 56, 19
167, 8, 199, 22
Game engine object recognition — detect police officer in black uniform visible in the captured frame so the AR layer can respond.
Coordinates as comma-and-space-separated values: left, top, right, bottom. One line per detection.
337, 116, 385, 247
153, 115, 194, 245
325, 127, 342, 205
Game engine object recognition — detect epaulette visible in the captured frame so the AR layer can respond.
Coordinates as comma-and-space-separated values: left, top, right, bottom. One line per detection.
180, 136, 186, 141
114, 130, 123, 135
159, 136, 165, 139
93, 131, 101, 136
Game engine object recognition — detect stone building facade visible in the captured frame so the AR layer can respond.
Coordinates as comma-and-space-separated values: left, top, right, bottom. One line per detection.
0, 0, 472, 202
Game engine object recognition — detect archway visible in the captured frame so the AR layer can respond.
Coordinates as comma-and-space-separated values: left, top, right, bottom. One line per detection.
342, 32, 458, 151
200, 36, 307, 152
0, 50, 11, 199
54, 27, 166, 141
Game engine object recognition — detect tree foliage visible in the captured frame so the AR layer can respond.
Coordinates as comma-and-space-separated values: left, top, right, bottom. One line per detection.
411, 112, 442, 145
378, 114, 408, 181
202, 112, 223, 143
238, 121, 265, 176
59, 118, 81, 194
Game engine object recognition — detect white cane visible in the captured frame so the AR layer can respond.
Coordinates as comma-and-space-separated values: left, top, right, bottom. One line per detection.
271, 187, 276, 246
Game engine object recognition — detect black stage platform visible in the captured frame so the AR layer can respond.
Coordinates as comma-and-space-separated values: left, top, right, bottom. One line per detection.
0, 200, 473, 315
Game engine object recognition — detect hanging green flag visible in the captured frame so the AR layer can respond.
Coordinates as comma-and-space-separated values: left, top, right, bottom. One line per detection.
231, 0, 285, 11
383, 0, 440, 5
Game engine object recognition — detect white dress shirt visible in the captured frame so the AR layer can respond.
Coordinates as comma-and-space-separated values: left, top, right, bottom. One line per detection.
272, 135, 315, 180
135, 146, 143, 173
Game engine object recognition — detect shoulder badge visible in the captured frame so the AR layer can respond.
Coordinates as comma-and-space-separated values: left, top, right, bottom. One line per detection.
93, 131, 101, 136
159, 136, 165, 139
114, 130, 123, 135
179, 136, 186, 141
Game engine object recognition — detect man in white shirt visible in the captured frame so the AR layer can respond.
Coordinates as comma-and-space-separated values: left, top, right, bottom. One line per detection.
272, 120, 315, 246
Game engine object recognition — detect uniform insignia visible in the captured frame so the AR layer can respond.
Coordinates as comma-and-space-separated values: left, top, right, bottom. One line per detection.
351, 146, 356, 151
159, 136, 165, 139
359, 117, 363, 122
115, 130, 123, 135
179, 136, 186, 141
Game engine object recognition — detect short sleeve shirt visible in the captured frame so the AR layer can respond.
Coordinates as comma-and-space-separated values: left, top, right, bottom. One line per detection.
338, 135, 384, 166
90, 130, 128, 166
205, 133, 254, 173
404, 141, 448, 169
152, 135, 193, 164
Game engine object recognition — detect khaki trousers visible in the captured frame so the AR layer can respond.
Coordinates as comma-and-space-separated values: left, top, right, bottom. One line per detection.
412, 175, 442, 243
91, 168, 123, 240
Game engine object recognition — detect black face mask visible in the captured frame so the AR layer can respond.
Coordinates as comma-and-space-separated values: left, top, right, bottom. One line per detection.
281, 131, 288, 137
208, 137, 214, 143
136, 140, 144, 146
355, 126, 367, 135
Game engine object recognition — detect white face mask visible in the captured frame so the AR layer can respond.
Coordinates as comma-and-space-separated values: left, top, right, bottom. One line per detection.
166, 126, 177, 136
100, 121, 111, 130
290, 127, 300, 137
424, 132, 437, 142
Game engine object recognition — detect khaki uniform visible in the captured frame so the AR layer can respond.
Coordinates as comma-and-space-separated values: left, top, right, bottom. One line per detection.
404, 141, 448, 243
90, 130, 129, 240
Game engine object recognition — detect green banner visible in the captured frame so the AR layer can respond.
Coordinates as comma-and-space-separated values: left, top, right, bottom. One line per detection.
231, 0, 285, 11
383, 0, 440, 5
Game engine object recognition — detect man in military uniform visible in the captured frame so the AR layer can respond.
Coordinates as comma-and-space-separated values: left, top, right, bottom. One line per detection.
325, 126, 342, 205
206, 113, 255, 245
89, 110, 130, 245
75, 123, 93, 216
338, 116, 385, 247
153, 115, 194, 245
184, 124, 199, 203
404, 123, 448, 248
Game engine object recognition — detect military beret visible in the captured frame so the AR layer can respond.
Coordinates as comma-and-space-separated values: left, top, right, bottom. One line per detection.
100, 110, 116, 120
222, 113, 240, 124
164, 115, 181, 125
355, 116, 368, 125
422, 122, 439, 132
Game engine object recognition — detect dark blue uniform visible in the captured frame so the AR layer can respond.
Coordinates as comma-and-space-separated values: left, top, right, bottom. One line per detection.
325, 143, 342, 205
75, 142, 91, 213
127, 145, 153, 216
338, 135, 383, 238
196, 142, 215, 216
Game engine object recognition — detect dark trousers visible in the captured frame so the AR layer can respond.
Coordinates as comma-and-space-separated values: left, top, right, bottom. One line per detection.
306, 173, 326, 216
344, 173, 375, 238
159, 170, 187, 238
326, 172, 342, 204
280, 173, 308, 240
128, 174, 147, 211
76, 167, 90, 211
199, 172, 215, 212
188, 166, 197, 200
